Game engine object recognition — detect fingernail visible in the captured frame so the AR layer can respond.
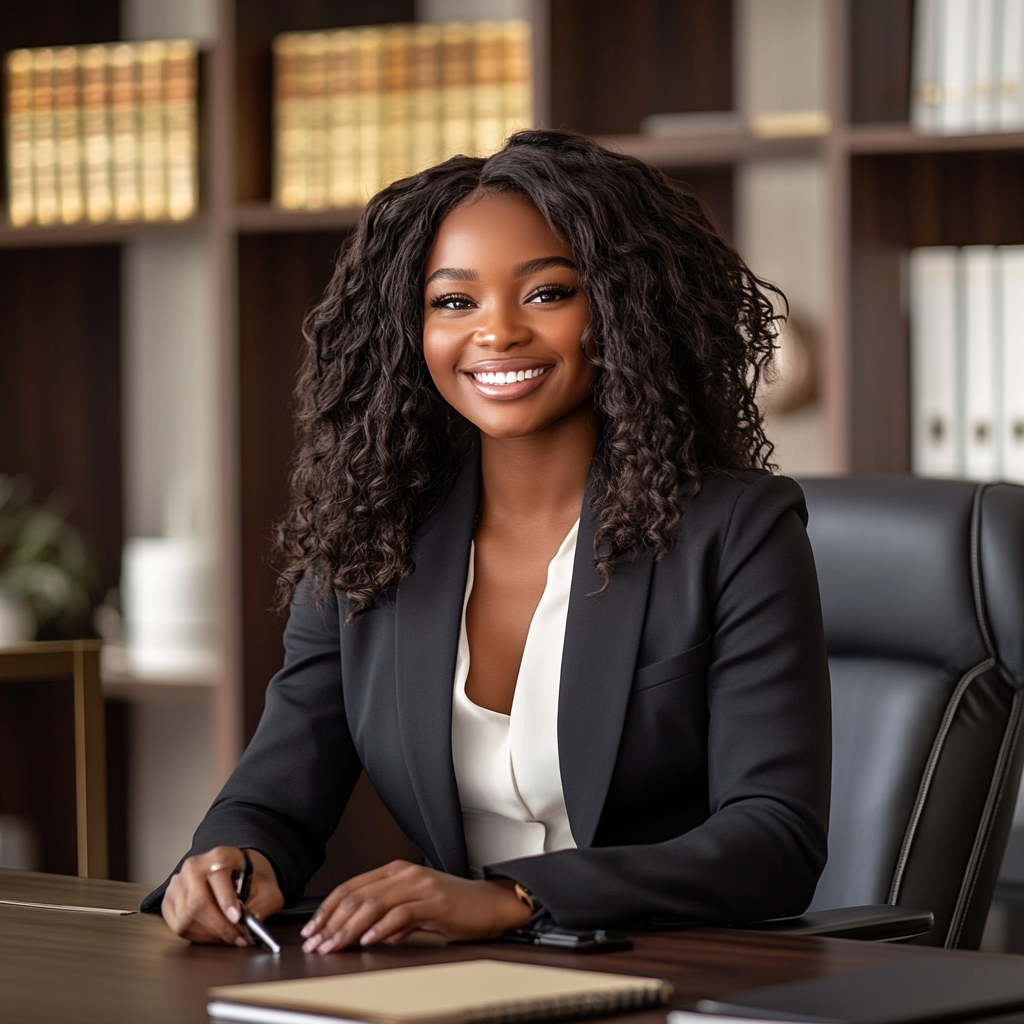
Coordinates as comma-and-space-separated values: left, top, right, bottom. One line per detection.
235, 936, 249, 947
361, 929, 377, 945
300, 922, 314, 937
226, 905, 240, 924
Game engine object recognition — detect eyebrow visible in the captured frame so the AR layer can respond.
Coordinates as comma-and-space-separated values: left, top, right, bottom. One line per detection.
513, 256, 577, 277
425, 267, 479, 284
424, 256, 577, 286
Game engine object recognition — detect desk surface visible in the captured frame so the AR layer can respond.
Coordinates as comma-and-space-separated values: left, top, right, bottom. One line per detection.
0, 870, 1006, 1024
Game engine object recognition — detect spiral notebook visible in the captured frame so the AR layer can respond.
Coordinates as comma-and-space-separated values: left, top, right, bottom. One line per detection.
208, 958, 672, 1024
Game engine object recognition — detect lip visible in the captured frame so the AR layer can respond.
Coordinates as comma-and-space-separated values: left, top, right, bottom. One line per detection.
461, 359, 555, 401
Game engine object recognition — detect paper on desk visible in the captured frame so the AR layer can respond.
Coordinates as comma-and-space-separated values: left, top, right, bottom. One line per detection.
669, 1013, 795, 1024
0, 899, 135, 915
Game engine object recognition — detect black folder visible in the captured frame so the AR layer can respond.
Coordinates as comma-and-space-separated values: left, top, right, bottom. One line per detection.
692, 956, 1024, 1024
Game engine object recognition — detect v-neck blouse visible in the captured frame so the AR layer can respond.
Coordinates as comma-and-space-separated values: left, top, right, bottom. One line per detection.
451, 520, 580, 878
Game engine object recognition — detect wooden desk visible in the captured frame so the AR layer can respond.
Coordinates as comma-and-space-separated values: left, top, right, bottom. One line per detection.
0, 870, 1006, 1024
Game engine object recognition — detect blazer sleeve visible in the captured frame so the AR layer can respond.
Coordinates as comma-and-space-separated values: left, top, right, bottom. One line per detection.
487, 475, 833, 929
140, 580, 362, 911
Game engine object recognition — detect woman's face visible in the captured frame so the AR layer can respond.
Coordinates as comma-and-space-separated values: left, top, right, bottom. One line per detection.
422, 191, 595, 440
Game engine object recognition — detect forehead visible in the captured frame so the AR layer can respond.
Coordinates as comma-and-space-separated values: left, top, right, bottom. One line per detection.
425, 192, 572, 273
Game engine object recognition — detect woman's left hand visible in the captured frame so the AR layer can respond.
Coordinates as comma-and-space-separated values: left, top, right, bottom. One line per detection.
300, 860, 532, 953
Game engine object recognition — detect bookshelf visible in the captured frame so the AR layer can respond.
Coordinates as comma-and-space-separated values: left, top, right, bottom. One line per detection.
4, 0, 1024, 882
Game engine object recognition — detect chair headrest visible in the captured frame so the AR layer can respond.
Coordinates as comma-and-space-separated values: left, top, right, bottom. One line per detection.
798, 477, 1024, 687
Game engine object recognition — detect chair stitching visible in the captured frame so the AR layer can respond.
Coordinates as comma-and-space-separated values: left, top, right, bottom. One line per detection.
946, 687, 1024, 947
888, 657, 995, 905
970, 483, 996, 659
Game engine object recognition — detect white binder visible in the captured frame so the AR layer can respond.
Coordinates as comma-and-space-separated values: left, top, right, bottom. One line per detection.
962, 246, 1000, 480
910, 248, 961, 476
1001, 246, 1024, 482
999, 0, 1024, 129
938, 0, 975, 133
912, 0, 943, 131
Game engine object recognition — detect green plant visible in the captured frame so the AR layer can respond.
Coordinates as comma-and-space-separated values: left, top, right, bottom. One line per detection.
0, 475, 95, 636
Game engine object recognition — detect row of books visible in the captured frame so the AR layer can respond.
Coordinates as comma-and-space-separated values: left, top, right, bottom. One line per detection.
910, 246, 1024, 482
911, 0, 1024, 133
4, 40, 198, 228
273, 20, 532, 210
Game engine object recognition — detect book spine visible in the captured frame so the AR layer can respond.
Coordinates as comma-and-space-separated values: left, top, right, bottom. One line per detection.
110, 43, 141, 222
328, 30, 358, 207
31, 48, 59, 225
409, 23, 441, 175
998, 0, 1024, 128
472, 21, 503, 157
81, 44, 113, 223
274, 34, 306, 209
500, 19, 533, 143
962, 245, 1000, 479
910, 247, 962, 476
441, 23, 473, 160
382, 25, 412, 187
139, 40, 167, 221
911, 0, 943, 131
303, 33, 330, 209
1001, 246, 1024, 482
938, 0, 975, 133
164, 40, 198, 221
6, 49, 35, 226
355, 28, 384, 201
54, 46, 84, 224
970, 0, 999, 130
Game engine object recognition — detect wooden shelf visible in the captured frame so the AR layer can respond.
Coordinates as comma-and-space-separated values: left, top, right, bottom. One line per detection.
234, 203, 363, 234
846, 124, 1024, 155
0, 215, 207, 249
597, 131, 825, 167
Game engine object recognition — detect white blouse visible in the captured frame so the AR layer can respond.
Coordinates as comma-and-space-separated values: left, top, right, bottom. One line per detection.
451, 520, 580, 878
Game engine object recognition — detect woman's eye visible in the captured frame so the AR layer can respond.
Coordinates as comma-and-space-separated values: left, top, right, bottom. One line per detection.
526, 285, 577, 304
429, 292, 476, 310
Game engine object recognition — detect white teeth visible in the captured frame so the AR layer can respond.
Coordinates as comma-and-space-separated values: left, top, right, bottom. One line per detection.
470, 366, 549, 386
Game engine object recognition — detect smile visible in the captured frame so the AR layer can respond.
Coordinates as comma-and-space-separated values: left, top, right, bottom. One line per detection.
470, 367, 549, 385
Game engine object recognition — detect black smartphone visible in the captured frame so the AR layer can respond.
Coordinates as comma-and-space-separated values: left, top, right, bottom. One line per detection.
502, 927, 633, 952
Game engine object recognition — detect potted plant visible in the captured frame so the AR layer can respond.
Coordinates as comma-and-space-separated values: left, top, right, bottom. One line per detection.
0, 475, 95, 645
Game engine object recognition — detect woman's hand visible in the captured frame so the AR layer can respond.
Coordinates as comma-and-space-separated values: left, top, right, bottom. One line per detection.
162, 846, 284, 945
300, 860, 531, 953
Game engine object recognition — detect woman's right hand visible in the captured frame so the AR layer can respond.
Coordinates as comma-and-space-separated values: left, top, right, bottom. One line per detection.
162, 846, 284, 944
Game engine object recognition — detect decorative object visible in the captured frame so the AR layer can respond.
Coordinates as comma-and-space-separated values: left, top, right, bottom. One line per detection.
0, 475, 94, 644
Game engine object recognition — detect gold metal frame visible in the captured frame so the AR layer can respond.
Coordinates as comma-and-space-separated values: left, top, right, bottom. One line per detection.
0, 640, 107, 878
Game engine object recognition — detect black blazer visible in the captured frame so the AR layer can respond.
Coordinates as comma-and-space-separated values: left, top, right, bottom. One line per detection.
144, 458, 832, 929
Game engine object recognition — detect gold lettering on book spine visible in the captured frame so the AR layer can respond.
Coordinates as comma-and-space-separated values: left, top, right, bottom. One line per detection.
6, 49, 34, 226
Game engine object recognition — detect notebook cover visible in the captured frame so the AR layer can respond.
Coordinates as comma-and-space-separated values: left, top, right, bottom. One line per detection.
693, 955, 1024, 1024
208, 958, 671, 1024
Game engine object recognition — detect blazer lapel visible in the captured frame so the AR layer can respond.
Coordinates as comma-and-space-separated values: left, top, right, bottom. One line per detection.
558, 479, 655, 849
394, 456, 478, 877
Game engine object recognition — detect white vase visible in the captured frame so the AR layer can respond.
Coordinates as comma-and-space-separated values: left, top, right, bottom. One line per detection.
0, 593, 34, 646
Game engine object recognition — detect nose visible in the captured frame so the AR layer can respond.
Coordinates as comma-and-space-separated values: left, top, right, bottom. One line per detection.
472, 297, 530, 350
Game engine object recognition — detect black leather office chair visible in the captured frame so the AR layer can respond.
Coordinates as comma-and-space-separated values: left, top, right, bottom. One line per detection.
760, 478, 1024, 949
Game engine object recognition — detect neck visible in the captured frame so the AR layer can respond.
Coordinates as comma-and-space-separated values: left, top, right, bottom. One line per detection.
477, 402, 599, 533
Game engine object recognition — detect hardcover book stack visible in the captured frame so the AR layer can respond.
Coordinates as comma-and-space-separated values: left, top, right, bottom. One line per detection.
910, 246, 1024, 482
273, 19, 532, 209
911, 0, 1024, 133
4, 40, 198, 228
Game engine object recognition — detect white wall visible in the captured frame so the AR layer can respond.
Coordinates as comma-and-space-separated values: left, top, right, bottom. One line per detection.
121, 0, 221, 883
734, 0, 829, 476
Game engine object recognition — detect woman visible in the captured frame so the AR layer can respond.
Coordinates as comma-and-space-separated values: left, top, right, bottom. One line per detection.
148, 130, 831, 952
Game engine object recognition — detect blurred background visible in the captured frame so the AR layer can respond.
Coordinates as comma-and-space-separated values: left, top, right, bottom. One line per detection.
2, 0, 1023, 947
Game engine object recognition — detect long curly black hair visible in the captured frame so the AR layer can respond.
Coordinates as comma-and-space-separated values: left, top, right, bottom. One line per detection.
277, 129, 781, 619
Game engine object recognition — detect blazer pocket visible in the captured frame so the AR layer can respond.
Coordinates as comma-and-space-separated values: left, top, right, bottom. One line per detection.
632, 636, 712, 692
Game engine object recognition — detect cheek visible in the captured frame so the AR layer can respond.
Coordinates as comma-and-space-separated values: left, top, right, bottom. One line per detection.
422, 326, 461, 400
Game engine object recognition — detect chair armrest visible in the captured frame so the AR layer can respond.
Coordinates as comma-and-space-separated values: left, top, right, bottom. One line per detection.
741, 904, 935, 942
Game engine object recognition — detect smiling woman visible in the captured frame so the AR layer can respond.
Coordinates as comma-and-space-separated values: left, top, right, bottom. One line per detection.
146, 130, 831, 954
